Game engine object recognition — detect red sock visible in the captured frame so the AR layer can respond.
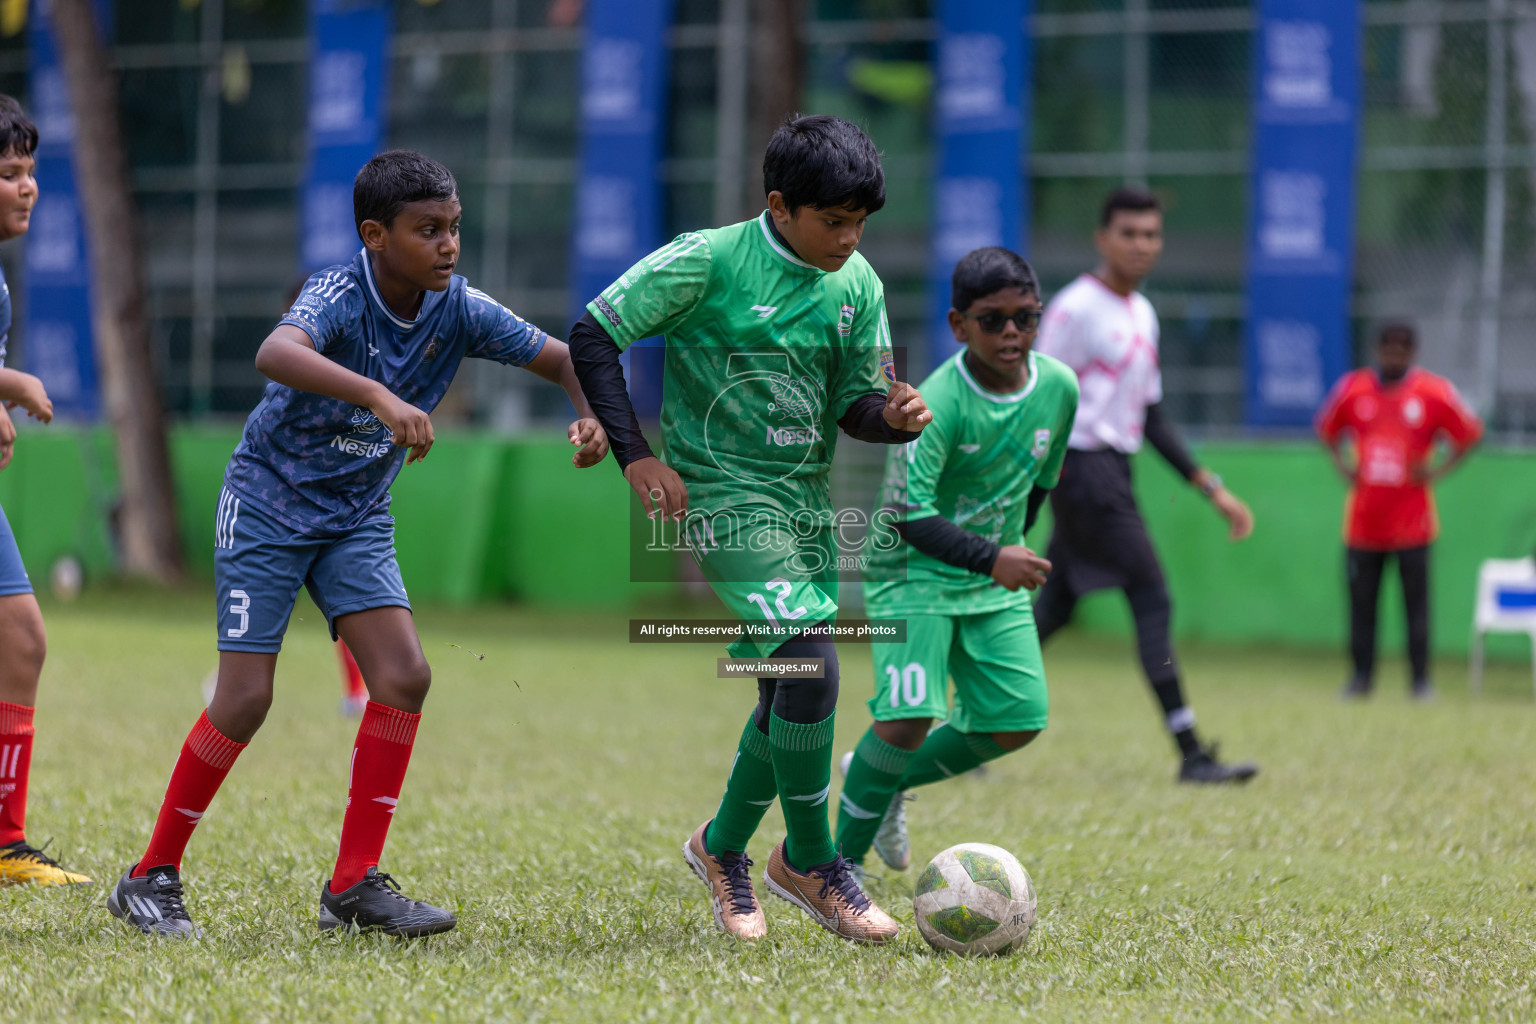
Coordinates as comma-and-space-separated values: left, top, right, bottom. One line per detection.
0, 701, 35, 846
132, 710, 246, 877
337, 641, 366, 701
331, 701, 420, 893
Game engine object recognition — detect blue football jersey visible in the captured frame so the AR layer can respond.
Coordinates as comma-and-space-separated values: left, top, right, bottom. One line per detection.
0, 262, 11, 368
223, 249, 547, 537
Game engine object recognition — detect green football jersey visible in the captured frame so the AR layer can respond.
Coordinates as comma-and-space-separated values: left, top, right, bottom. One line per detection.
586, 211, 895, 516
862, 350, 1079, 616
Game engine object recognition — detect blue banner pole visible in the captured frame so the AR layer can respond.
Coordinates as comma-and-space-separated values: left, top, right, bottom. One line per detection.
929, 0, 1028, 376
300, 0, 392, 273
24, 0, 107, 419
572, 0, 673, 417
1243, 0, 1362, 427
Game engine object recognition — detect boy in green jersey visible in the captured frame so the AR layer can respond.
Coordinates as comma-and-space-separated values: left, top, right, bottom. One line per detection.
836, 247, 1078, 874
569, 115, 931, 943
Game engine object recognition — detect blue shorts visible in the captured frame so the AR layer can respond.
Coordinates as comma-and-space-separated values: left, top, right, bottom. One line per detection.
213, 486, 410, 653
0, 501, 33, 597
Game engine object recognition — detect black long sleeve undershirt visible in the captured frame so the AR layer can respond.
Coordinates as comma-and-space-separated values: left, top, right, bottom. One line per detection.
837, 393, 923, 444
894, 516, 1000, 576
893, 485, 1053, 578
569, 311, 919, 469
568, 312, 655, 470
1143, 401, 1200, 481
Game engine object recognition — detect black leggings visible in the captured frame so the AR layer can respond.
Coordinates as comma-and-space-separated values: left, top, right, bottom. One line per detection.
750, 620, 840, 731
1035, 570, 1180, 686
1348, 545, 1430, 682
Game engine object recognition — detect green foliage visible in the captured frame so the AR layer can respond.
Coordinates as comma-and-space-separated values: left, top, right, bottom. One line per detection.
2, 592, 1535, 1022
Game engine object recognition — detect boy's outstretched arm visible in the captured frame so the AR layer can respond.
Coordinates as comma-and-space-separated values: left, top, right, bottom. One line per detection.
837, 384, 932, 443
0, 368, 52, 473
522, 337, 610, 468
568, 312, 688, 520
883, 380, 933, 431
0, 367, 52, 422
0, 404, 14, 472
254, 325, 435, 464
894, 515, 1051, 592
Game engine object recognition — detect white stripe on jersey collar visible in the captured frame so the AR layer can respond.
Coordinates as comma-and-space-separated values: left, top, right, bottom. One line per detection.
757, 211, 819, 271
953, 349, 1039, 404
359, 247, 422, 332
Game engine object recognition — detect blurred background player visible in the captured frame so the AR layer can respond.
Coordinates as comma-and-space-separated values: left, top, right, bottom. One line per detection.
1033, 187, 1258, 785
109, 150, 607, 939
837, 247, 1076, 879
1315, 323, 1482, 700
569, 114, 929, 943
337, 640, 368, 715
0, 95, 90, 888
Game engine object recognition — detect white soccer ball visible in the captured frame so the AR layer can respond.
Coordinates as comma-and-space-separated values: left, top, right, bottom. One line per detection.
912, 842, 1037, 956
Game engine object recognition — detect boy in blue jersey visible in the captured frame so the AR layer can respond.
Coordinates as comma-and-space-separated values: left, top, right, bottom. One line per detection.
0, 95, 92, 888
110, 150, 608, 938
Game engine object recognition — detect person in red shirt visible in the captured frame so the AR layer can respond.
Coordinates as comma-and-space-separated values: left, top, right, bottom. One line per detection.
1315, 324, 1483, 699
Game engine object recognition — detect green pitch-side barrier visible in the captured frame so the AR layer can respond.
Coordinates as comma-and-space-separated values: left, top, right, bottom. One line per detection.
0, 426, 1531, 657
1034, 442, 1536, 661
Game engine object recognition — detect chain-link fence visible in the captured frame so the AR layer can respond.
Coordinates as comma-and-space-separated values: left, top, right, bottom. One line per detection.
0, 0, 1529, 440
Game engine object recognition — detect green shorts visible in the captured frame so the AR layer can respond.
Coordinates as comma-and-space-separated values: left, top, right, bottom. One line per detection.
869, 605, 1048, 734
690, 505, 839, 659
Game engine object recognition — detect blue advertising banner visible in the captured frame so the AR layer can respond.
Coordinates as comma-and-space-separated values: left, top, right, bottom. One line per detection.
572, 0, 673, 415
929, 0, 1028, 374
301, 0, 391, 272
1243, 0, 1361, 427
24, 0, 106, 419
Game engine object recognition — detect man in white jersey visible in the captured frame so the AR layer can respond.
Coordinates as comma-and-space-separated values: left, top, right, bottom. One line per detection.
1034, 187, 1259, 784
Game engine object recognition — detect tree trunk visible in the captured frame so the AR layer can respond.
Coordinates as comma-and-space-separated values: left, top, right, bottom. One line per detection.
749, 0, 805, 162
47, 0, 183, 582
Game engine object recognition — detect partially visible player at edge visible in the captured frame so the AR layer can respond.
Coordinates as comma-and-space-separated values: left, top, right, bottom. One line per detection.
568, 114, 931, 943
836, 248, 1076, 877
337, 640, 368, 714
1315, 323, 1482, 700
1033, 187, 1259, 784
0, 95, 91, 887
108, 150, 608, 938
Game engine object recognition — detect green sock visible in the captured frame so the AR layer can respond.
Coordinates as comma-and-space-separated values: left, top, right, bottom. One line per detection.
834, 728, 915, 862
902, 724, 1008, 789
768, 711, 838, 870
704, 716, 779, 856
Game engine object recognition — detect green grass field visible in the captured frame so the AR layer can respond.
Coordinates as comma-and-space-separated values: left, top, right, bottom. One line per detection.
3, 590, 1534, 1022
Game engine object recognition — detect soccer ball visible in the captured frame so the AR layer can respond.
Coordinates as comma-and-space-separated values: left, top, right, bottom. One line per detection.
912, 842, 1036, 956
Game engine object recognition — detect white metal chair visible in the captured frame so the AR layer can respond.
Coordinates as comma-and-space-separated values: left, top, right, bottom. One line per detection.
1470, 557, 1536, 698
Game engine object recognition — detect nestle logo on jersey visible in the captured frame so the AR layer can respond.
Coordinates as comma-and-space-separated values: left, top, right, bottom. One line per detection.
330, 435, 394, 459
766, 424, 821, 447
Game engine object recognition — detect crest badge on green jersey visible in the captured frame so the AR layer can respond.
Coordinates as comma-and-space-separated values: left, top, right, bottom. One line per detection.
880, 346, 896, 384
863, 350, 1080, 615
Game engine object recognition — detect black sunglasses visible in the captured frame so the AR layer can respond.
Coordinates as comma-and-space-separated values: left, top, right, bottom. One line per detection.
963, 309, 1042, 334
